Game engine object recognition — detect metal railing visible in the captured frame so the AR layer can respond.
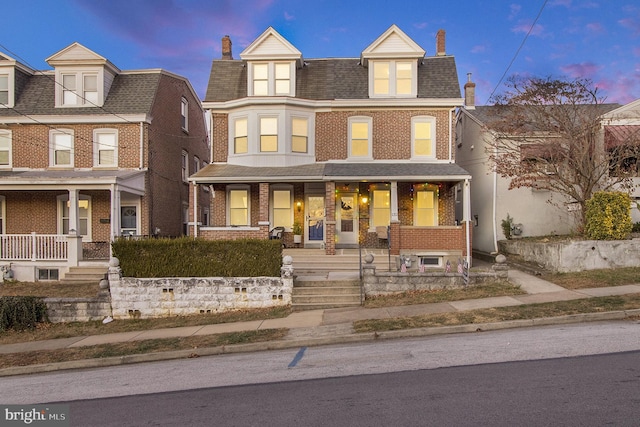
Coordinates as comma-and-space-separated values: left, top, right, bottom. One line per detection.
0, 233, 68, 261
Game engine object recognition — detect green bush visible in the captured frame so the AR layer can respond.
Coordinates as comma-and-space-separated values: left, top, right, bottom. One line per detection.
501, 214, 513, 240
0, 296, 48, 331
111, 237, 283, 278
585, 191, 633, 240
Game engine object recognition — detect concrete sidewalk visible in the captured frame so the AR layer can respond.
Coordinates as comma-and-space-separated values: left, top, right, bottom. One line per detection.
1, 269, 640, 376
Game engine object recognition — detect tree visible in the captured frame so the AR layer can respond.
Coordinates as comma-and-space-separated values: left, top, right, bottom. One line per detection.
486, 76, 639, 231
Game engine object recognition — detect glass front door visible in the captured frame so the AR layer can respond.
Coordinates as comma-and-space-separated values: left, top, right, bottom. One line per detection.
336, 193, 358, 246
306, 195, 325, 244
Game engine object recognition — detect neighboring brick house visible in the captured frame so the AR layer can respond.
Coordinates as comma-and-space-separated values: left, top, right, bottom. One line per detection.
191, 25, 473, 267
0, 43, 209, 281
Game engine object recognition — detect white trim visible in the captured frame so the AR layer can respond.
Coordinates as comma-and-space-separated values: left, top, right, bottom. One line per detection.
348, 116, 373, 160
93, 128, 118, 167
0, 195, 5, 234
203, 97, 464, 111
226, 184, 251, 226
411, 116, 437, 159
49, 128, 74, 167
57, 193, 92, 241
369, 60, 417, 98
0, 114, 151, 125
247, 61, 296, 97
270, 184, 294, 230
0, 129, 12, 168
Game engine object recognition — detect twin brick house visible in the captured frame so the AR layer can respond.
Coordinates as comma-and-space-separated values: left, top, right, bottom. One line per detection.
0, 43, 209, 281
190, 25, 473, 268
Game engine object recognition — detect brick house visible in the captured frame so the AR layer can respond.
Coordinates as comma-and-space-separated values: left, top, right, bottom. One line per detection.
0, 43, 209, 281
191, 25, 472, 268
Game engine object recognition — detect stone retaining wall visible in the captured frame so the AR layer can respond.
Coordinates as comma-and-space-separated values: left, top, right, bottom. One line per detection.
45, 295, 112, 323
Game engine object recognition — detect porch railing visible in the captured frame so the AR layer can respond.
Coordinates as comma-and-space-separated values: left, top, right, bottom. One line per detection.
0, 233, 68, 261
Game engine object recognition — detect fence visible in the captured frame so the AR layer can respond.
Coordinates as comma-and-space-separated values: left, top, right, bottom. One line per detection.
0, 233, 68, 261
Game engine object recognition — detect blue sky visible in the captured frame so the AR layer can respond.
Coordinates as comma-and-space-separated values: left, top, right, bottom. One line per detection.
2, 0, 639, 104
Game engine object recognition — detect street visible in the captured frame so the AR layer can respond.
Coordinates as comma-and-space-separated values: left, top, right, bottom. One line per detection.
1, 321, 639, 425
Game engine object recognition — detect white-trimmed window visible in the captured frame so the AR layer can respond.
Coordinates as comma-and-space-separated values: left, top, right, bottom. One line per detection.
50, 129, 74, 167
271, 186, 293, 229
291, 117, 308, 153
60, 72, 98, 106
348, 117, 372, 159
181, 150, 188, 182
93, 129, 117, 167
121, 206, 138, 236
249, 62, 295, 97
0, 74, 8, 106
234, 117, 248, 154
193, 156, 200, 174
260, 117, 278, 152
371, 60, 416, 97
58, 195, 91, 240
372, 189, 391, 228
412, 116, 436, 158
0, 130, 11, 167
0, 196, 5, 233
228, 186, 250, 226
414, 186, 438, 226
181, 97, 189, 132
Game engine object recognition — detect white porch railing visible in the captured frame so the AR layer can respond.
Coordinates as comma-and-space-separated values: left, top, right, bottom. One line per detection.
0, 233, 68, 261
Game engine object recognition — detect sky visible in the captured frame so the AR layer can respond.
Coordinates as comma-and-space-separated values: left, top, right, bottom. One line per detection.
1, 0, 640, 105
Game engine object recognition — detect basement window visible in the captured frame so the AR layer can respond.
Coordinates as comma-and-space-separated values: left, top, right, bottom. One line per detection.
37, 268, 59, 281
419, 256, 442, 268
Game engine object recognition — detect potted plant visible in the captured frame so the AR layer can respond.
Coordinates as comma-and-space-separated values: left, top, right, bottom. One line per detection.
292, 222, 303, 244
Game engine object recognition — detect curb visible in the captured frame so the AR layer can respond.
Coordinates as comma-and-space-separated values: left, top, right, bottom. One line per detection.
1, 309, 639, 377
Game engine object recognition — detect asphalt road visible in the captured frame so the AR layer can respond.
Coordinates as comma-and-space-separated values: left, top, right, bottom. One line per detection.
2, 321, 639, 425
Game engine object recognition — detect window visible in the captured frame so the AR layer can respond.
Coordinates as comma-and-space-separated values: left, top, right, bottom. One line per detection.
50, 130, 73, 167
228, 188, 249, 226
0, 75, 8, 105
202, 207, 210, 226
181, 98, 189, 131
412, 116, 436, 158
272, 188, 292, 228
260, 117, 278, 152
250, 62, 294, 96
234, 118, 248, 154
349, 117, 372, 159
93, 129, 117, 167
60, 72, 98, 106
193, 156, 200, 174
414, 187, 438, 226
59, 195, 90, 239
372, 189, 390, 227
181, 151, 188, 181
371, 60, 415, 97
292, 117, 308, 153
0, 130, 11, 167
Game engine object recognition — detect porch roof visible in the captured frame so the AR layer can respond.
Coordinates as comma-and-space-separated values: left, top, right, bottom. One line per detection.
0, 169, 146, 193
190, 162, 471, 183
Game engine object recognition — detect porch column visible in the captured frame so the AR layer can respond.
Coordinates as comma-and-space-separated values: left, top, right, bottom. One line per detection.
463, 178, 471, 266
67, 189, 82, 266
390, 181, 399, 222
325, 181, 336, 255
192, 182, 199, 238
258, 183, 270, 238
110, 184, 121, 241
68, 189, 80, 235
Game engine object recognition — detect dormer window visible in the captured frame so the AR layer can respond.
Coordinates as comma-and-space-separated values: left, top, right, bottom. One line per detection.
0, 75, 8, 105
249, 62, 294, 96
61, 72, 98, 106
371, 60, 416, 97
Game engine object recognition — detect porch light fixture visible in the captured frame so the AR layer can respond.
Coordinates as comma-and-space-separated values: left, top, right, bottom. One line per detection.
361, 196, 368, 204
296, 201, 302, 212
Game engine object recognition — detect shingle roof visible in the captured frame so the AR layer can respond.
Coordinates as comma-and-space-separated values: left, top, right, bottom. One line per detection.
0, 72, 162, 117
205, 56, 461, 102
191, 162, 470, 183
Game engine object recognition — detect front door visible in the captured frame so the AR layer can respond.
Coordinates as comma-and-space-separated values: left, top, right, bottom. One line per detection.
305, 195, 325, 247
336, 193, 358, 246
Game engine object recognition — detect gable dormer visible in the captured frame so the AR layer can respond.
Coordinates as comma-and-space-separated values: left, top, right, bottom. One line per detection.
240, 27, 302, 97
46, 42, 120, 108
361, 25, 425, 99
0, 52, 34, 108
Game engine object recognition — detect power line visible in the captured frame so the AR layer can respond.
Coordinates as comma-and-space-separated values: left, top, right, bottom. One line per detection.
486, 0, 549, 104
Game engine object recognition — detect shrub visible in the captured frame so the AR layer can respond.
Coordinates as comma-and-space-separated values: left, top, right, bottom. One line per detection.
0, 296, 48, 331
501, 214, 513, 240
585, 191, 633, 240
111, 237, 283, 278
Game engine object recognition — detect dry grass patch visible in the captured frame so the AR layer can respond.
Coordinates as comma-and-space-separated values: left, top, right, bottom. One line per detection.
0, 306, 292, 345
0, 281, 99, 298
364, 281, 525, 308
354, 293, 640, 333
0, 328, 288, 370
541, 267, 640, 290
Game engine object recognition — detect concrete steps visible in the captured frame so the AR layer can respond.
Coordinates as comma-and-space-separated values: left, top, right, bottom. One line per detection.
61, 265, 108, 285
284, 248, 394, 275
292, 279, 362, 311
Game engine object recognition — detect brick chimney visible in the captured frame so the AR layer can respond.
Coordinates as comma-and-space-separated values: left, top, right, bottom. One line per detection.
221, 35, 233, 60
464, 73, 476, 110
436, 29, 446, 56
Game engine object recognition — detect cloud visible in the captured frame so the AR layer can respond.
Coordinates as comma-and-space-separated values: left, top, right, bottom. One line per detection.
471, 45, 486, 54
594, 73, 640, 104
560, 62, 602, 79
508, 4, 521, 20
511, 20, 545, 37
619, 17, 640, 36
413, 22, 428, 30
284, 11, 295, 21
585, 22, 605, 35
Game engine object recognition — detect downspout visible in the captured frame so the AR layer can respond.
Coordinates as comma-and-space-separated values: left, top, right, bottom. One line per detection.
193, 183, 198, 238
492, 144, 499, 253
464, 178, 471, 267
139, 122, 144, 169
448, 107, 455, 162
